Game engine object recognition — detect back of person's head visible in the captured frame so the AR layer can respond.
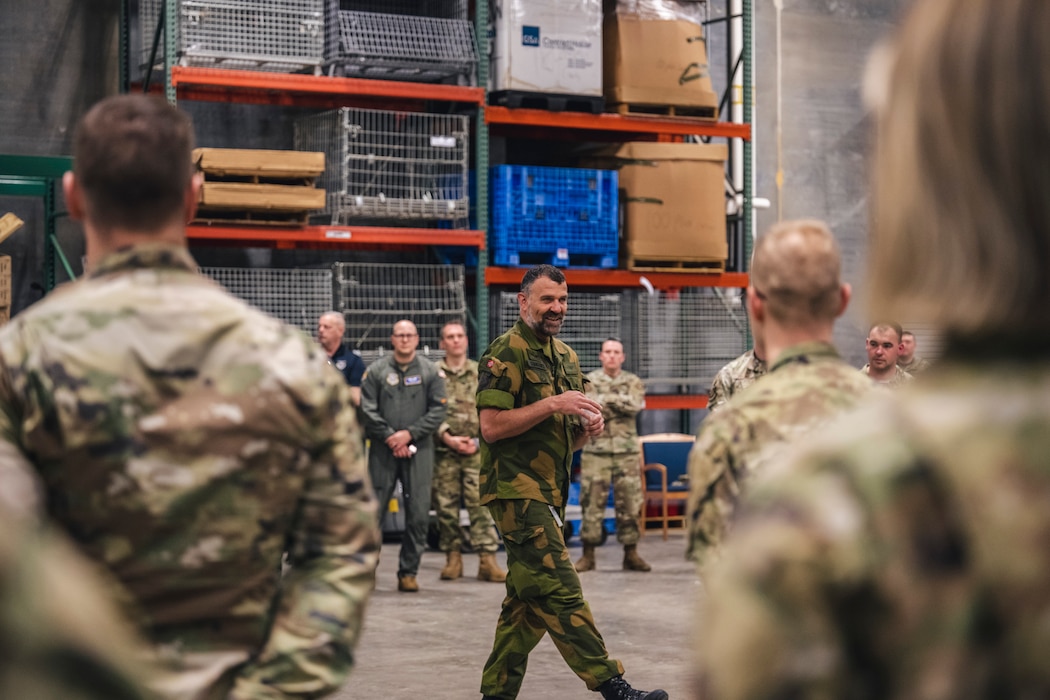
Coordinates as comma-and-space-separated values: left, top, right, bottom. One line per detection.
520, 264, 565, 296
73, 94, 195, 234
867, 0, 1050, 338
750, 219, 843, 327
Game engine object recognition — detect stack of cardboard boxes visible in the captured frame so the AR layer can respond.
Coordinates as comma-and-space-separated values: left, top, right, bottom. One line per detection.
0, 212, 21, 326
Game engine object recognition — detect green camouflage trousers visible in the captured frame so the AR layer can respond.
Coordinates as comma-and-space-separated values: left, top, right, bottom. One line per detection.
432, 450, 500, 554
578, 451, 643, 546
480, 499, 623, 698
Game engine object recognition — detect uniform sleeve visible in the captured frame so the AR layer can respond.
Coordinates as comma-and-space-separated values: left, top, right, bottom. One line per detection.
707, 368, 730, 413
476, 348, 522, 411
0, 348, 45, 521
685, 414, 741, 566
230, 381, 380, 699
347, 354, 365, 388
359, 362, 393, 441
408, 365, 448, 441
604, 374, 646, 417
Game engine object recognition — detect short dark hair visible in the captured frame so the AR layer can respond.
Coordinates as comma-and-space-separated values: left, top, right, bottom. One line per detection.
520, 264, 565, 296
869, 321, 904, 343
73, 94, 195, 233
440, 319, 467, 338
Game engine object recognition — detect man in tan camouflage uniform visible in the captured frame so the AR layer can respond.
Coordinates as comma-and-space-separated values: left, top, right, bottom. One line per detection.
707, 318, 767, 412
860, 321, 913, 387
433, 320, 506, 583
0, 95, 381, 699
687, 219, 871, 568
898, 330, 932, 375
477, 265, 667, 700
576, 337, 650, 573
694, 2, 1050, 697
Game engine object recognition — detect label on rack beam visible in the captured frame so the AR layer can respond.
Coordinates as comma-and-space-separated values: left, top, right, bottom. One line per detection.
325, 230, 352, 240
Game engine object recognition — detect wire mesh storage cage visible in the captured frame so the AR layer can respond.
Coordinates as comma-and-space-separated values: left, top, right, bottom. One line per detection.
294, 107, 470, 226
140, 0, 324, 74
635, 287, 749, 390
200, 266, 333, 337
498, 292, 623, 374
323, 0, 478, 84
334, 262, 467, 364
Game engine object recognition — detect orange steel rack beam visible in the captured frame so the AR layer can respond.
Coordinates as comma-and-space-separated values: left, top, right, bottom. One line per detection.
187, 225, 485, 249
644, 394, 709, 411
483, 266, 747, 290
486, 106, 751, 140
170, 67, 486, 105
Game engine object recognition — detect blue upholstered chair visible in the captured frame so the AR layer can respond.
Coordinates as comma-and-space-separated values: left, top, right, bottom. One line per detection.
639, 433, 696, 540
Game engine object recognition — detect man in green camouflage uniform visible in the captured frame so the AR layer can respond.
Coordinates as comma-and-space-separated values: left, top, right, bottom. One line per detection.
695, 3, 1050, 696
898, 330, 932, 375
477, 265, 666, 700
576, 337, 650, 573
361, 319, 448, 593
0, 95, 381, 699
860, 321, 914, 387
687, 220, 871, 568
433, 320, 506, 583
0, 497, 153, 700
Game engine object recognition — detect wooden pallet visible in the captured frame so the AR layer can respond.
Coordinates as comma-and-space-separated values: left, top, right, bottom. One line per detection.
193, 208, 311, 227
490, 90, 605, 115
625, 256, 726, 274
610, 101, 718, 121
192, 148, 326, 220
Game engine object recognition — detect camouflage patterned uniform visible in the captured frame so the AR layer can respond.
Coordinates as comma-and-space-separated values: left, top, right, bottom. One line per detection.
477, 319, 623, 697
898, 356, 932, 375
433, 358, 500, 554
694, 357, 1050, 699
687, 341, 872, 567
707, 349, 767, 412
0, 245, 381, 699
0, 501, 153, 700
580, 369, 646, 546
860, 362, 914, 387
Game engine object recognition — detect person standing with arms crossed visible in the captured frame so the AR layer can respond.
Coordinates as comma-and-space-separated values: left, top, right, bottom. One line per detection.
476, 264, 667, 700
361, 319, 448, 593
433, 320, 507, 583
575, 337, 650, 573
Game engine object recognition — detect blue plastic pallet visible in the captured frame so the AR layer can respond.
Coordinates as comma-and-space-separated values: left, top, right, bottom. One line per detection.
490, 165, 618, 269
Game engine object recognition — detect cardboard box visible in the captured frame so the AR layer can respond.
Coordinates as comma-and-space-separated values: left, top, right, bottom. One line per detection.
593, 143, 727, 263
603, 15, 718, 113
0, 255, 10, 308
0, 307, 9, 327
491, 0, 603, 97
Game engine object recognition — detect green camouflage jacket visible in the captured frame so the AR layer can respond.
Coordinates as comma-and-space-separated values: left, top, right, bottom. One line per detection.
708, 349, 767, 412
0, 244, 380, 699
582, 368, 644, 455
687, 341, 872, 565
477, 319, 587, 508
861, 363, 914, 387
436, 358, 479, 452
898, 356, 932, 375
695, 357, 1050, 699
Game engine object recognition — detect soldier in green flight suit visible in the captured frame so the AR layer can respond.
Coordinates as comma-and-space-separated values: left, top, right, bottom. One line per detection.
476, 264, 667, 700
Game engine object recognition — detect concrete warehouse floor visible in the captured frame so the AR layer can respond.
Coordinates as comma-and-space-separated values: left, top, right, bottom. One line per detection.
334, 532, 699, 699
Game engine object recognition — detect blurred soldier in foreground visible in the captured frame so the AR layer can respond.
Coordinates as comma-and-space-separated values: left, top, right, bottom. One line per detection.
576, 337, 650, 573
706, 314, 767, 412
361, 319, 447, 593
695, 1, 1050, 697
0, 499, 152, 700
432, 320, 506, 583
477, 265, 666, 700
0, 94, 380, 699
860, 321, 913, 387
686, 220, 871, 568
898, 330, 932, 375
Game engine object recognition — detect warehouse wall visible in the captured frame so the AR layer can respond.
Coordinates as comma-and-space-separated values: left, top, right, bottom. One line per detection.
0, 0, 915, 367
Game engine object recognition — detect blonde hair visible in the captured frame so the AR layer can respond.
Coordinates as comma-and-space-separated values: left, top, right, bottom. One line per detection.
751, 219, 843, 327
868, 0, 1050, 336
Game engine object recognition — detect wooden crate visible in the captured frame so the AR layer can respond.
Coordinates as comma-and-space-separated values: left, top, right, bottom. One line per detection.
192, 148, 326, 222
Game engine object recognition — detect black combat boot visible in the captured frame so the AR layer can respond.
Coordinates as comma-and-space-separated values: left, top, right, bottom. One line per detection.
597, 675, 668, 700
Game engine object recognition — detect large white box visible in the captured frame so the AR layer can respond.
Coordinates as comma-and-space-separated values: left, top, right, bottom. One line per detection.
490, 0, 602, 97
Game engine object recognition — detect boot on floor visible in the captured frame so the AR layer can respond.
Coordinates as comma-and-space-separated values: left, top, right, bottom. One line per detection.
623, 544, 651, 572
597, 675, 668, 700
440, 551, 463, 580
477, 552, 507, 582
575, 543, 596, 572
